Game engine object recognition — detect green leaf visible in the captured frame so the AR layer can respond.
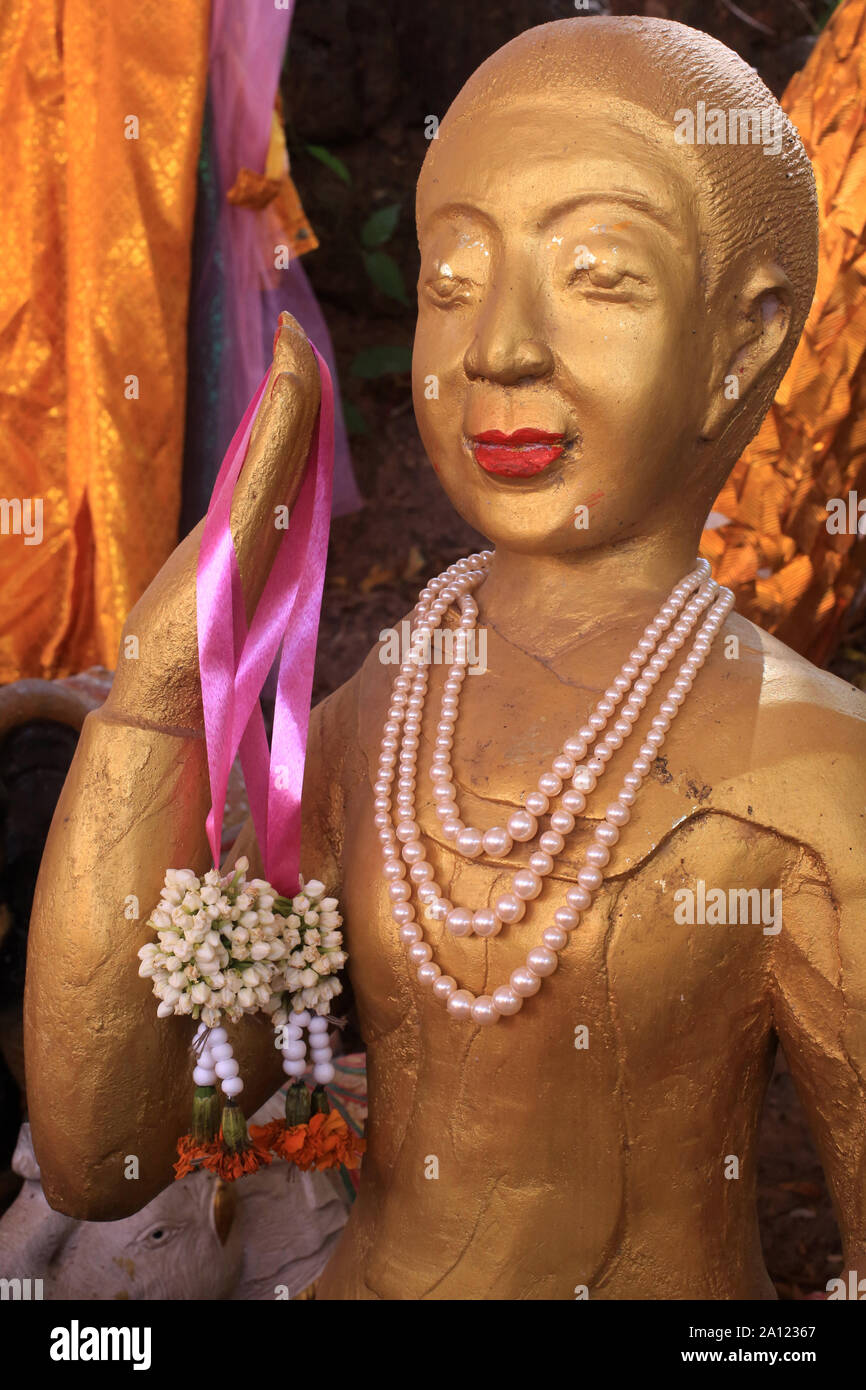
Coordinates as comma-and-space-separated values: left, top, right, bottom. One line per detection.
341, 398, 369, 435
361, 203, 400, 248
305, 144, 351, 185
362, 249, 410, 305
350, 345, 412, 379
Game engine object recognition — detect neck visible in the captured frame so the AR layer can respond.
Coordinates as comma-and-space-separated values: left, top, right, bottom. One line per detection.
477, 526, 705, 660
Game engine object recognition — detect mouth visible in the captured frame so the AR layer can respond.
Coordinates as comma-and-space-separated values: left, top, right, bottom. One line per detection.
470, 428, 566, 477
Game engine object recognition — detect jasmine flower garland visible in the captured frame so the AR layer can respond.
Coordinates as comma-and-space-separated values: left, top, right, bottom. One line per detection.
137, 856, 359, 1182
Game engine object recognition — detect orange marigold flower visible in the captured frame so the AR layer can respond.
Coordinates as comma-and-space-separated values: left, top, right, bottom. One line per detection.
299, 1110, 366, 1171
250, 1119, 310, 1164
248, 1119, 284, 1150
202, 1144, 272, 1181
173, 1133, 220, 1181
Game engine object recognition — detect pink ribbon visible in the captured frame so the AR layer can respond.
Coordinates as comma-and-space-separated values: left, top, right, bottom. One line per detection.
196, 346, 335, 895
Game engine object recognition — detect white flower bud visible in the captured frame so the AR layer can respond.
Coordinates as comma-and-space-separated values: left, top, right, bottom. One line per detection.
250, 942, 270, 960
237, 987, 255, 1008
304, 880, 325, 900
293, 895, 310, 915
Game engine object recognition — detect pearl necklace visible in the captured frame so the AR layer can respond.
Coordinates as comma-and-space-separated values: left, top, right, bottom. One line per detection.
375, 553, 734, 1025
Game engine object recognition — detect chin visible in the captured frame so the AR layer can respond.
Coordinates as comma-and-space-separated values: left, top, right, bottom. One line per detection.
443, 496, 603, 556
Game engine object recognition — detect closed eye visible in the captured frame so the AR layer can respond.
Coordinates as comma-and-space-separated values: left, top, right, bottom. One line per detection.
567, 266, 650, 302
424, 275, 474, 308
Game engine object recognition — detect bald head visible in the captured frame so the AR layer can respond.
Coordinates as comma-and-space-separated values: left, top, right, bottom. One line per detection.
419, 16, 818, 379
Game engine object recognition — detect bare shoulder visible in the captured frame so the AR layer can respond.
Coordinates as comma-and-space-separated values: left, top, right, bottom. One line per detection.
730, 612, 866, 743
703, 612, 866, 874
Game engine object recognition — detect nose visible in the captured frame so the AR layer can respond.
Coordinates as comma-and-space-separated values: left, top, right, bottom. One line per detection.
463, 281, 554, 387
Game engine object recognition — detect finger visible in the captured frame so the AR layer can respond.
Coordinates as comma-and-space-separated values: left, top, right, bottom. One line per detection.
246, 310, 320, 456
229, 314, 321, 594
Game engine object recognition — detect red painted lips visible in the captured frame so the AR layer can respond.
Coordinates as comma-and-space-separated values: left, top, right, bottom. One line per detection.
471, 428, 565, 477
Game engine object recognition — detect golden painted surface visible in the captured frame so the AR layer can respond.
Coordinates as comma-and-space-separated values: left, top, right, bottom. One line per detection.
0, 0, 208, 680
702, 0, 866, 661
25, 19, 866, 1300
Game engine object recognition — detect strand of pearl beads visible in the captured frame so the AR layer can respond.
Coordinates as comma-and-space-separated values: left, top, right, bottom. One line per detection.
375, 557, 487, 934
430, 557, 712, 855
377, 557, 733, 1023
381, 559, 716, 939
441, 584, 734, 1023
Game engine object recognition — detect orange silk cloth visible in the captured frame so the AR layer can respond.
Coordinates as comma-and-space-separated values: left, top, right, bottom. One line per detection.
701, 0, 866, 664
0, 0, 208, 680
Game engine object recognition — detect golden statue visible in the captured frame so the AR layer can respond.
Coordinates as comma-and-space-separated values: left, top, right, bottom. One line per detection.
25, 17, 866, 1300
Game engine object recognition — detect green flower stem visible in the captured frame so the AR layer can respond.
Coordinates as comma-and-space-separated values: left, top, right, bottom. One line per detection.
191, 1085, 220, 1144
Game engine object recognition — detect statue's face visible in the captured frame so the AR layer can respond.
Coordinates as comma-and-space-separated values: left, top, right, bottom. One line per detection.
413, 100, 712, 555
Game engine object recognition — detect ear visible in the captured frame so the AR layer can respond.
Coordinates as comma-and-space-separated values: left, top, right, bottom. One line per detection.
700, 256, 795, 441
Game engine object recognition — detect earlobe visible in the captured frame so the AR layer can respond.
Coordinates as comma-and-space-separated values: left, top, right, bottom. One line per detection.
700, 261, 794, 441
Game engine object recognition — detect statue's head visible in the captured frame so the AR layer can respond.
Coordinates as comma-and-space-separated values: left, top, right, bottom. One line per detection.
412, 16, 818, 558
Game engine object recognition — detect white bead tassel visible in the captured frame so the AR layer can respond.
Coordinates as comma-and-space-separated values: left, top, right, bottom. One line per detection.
195, 1025, 243, 1098
192, 1020, 217, 1086
308, 1014, 335, 1085
281, 1008, 309, 1078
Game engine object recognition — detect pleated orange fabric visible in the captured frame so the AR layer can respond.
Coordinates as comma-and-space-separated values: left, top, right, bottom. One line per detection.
0, 0, 208, 680
701, 0, 866, 664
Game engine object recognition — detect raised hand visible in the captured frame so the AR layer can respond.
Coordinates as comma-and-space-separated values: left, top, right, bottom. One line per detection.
108, 311, 321, 730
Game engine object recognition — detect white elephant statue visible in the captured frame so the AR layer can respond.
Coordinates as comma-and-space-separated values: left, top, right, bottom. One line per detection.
0, 1110, 350, 1300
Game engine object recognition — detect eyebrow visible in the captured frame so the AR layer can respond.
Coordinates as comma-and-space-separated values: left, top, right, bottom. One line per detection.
424, 190, 678, 239
535, 190, 678, 235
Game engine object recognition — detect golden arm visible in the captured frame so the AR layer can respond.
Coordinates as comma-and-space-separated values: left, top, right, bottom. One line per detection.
769, 841, 866, 1290
23, 315, 326, 1219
